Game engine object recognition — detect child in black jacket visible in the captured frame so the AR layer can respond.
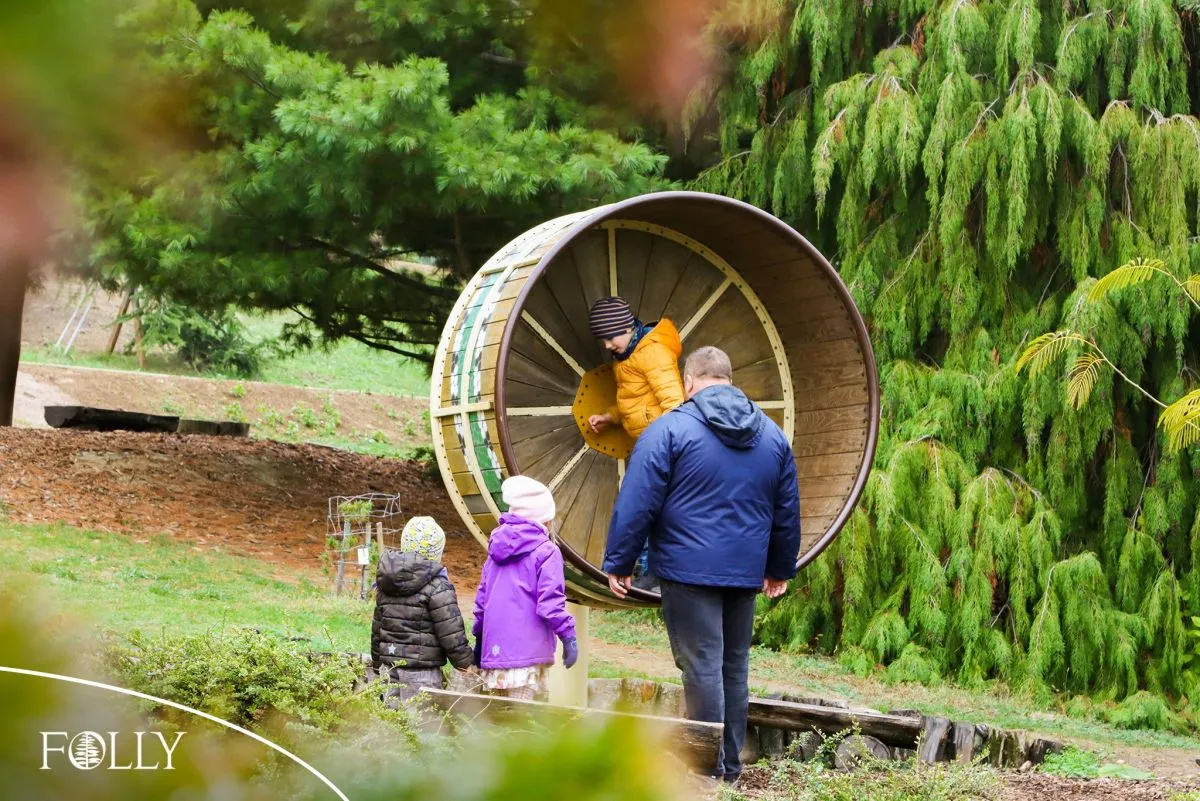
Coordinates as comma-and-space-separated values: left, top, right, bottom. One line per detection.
371, 516, 473, 706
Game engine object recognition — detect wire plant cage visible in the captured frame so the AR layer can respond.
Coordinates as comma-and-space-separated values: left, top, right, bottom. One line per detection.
326, 493, 403, 598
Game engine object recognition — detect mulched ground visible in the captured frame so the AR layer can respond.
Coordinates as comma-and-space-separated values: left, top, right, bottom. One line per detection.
732, 765, 1200, 800
0, 428, 484, 591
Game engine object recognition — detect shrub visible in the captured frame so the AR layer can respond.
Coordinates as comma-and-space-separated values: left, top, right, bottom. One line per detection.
106, 629, 383, 733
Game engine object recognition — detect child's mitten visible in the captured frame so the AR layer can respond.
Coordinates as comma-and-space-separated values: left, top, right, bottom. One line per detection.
561, 636, 579, 669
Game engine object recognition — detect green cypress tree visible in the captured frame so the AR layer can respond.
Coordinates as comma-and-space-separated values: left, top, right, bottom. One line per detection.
707, 0, 1200, 706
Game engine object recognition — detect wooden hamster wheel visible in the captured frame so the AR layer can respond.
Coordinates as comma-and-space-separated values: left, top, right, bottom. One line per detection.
430, 191, 879, 608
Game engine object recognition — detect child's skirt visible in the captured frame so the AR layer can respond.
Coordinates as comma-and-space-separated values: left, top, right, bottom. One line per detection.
479, 665, 548, 701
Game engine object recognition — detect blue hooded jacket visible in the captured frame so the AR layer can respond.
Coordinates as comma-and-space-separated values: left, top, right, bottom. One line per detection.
601, 384, 801, 588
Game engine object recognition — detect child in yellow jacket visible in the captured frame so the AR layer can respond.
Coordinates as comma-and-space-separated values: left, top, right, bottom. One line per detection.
586, 296, 686, 440
586, 296, 685, 590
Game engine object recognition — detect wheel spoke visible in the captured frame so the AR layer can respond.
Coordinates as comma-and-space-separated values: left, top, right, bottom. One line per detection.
549, 444, 591, 492
607, 225, 618, 295
521, 311, 586, 377
678, 277, 733, 340
507, 405, 575, 416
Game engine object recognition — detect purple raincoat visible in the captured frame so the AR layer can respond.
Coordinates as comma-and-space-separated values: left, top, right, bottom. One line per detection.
472, 513, 576, 669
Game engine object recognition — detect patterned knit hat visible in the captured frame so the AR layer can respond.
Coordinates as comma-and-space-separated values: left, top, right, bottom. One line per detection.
400, 516, 445, 562
588, 296, 636, 339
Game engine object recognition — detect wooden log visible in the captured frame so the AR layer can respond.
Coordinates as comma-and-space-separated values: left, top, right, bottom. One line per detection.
917, 716, 951, 763
420, 688, 722, 772
746, 697, 924, 748
834, 735, 891, 770
952, 721, 976, 763
45, 405, 179, 433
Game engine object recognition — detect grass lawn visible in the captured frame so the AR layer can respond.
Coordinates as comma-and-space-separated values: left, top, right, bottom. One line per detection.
23, 312, 430, 398
0, 522, 374, 652
2, 520, 1195, 772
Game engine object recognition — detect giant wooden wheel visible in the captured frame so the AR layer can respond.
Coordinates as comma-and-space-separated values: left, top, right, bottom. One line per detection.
430, 191, 879, 608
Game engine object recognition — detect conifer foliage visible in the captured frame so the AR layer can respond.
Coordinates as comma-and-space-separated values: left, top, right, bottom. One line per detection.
697, 1, 1200, 707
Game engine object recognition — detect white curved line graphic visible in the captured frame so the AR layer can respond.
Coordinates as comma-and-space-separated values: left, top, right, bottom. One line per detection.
0, 666, 349, 801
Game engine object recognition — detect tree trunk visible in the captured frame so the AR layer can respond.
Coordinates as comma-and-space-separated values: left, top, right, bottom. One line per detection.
0, 265, 26, 427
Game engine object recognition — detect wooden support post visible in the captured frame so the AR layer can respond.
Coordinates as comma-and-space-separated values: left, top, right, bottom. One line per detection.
133, 314, 146, 370
105, 287, 133, 355
917, 716, 951, 764
548, 602, 589, 708
0, 265, 26, 427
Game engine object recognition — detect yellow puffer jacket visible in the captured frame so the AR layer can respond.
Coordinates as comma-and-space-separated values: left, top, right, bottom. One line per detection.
607, 318, 686, 439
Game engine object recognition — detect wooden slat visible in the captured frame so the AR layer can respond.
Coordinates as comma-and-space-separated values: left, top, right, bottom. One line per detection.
549, 444, 591, 492
508, 414, 579, 445
561, 451, 606, 554
795, 453, 864, 479
660, 252, 726, 328
585, 458, 619, 565
790, 364, 867, 394
793, 405, 870, 434
683, 289, 773, 370
785, 338, 865, 369
499, 368, 577, 407
735, 359, 785, 400
517, 426, 585, 481
521, 312, 586, 377
509, 320, 586, 387
512, 420, 582, 477
793, 428, 868, 458
677, 277, 733, 341
538, 247, 605, 366
568, 229, 610, 310
792, 384, 869, 411
553, 449, 603, 539
525, 280, 598, 374
637, 239, 693, 323
798, 474, 857, 498
505, 348, 581, 398
774, 311, 856, 344
797, 495, 851, 517
614, 229, 653, 315
420, 689, 723, 772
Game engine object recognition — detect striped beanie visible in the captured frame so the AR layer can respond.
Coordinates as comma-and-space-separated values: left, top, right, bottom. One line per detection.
400, 516, 445, 562
589, 297, 636, 339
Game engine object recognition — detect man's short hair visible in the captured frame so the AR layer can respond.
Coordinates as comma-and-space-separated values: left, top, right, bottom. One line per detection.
684, 346, 733, 382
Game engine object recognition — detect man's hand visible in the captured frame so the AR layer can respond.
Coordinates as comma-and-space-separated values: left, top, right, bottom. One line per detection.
762, 578, 788, 599
588, 413, 613, 434
608, 573, 632, 598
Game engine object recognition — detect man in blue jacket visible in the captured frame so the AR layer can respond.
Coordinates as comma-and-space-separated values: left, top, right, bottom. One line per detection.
602, 345, 801, 784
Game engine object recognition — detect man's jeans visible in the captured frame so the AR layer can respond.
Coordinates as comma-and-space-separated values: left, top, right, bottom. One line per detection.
659, 579, 757, 780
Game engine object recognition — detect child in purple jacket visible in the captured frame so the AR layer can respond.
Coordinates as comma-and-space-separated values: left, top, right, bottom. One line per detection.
472, 475, 578, 700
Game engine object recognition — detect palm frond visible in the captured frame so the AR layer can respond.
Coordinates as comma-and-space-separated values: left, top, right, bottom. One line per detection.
1066, 353, 1104, 409
1086, 258, 1168, 303
1158, 389, 1200, 452
1182, 275, 1200, 304
1016, 331, 1089, 376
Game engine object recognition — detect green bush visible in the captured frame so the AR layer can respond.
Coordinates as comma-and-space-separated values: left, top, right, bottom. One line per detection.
106, 628, 377, 732
136, 299, 265, 378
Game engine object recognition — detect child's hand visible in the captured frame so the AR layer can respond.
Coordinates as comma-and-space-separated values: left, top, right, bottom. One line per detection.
587, 413, 612, 433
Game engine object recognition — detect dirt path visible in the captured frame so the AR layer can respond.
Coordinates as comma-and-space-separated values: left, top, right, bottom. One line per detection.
12, 370, 76, 427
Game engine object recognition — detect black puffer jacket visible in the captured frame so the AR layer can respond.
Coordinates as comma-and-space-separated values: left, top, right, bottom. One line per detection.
372, 551, 473, 671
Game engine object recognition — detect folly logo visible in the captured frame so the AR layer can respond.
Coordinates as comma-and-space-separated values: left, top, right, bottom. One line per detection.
41, 730, 186, 771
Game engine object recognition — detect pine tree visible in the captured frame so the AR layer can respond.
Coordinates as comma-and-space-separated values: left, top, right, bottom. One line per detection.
706, 1, 1200, 707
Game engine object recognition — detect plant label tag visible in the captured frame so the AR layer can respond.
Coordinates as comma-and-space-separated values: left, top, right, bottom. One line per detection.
356, 547, 369, 565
